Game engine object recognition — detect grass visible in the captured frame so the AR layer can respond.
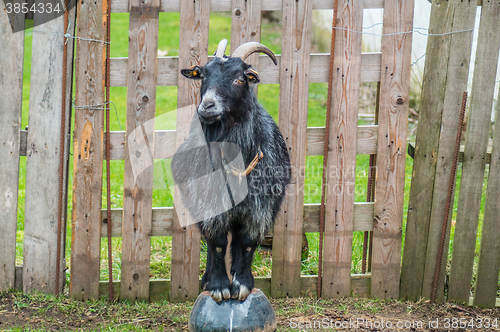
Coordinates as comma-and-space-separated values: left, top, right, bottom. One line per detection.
14, 10, 495, 297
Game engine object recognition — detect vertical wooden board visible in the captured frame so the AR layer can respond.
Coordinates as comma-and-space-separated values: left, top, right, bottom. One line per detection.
371, 0, 413, 300
400, 0, 463, 302
230, 0, 261, 87
70, 0, 106, 300
321, 0, 363, 299
23, 6, 76, 294
271, 0, 312, 298
119, 0, 160, 302
0, 2, 24, 292
420, 2, 476, 302
449, 1, 500, 304
474, 89, 500, 308
170, 0, 210, 301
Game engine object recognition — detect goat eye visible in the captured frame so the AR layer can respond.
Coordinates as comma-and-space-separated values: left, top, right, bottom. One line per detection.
233, 78, 245, 85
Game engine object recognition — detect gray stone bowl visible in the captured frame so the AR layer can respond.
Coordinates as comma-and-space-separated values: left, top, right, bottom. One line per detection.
188, 288, 277, 332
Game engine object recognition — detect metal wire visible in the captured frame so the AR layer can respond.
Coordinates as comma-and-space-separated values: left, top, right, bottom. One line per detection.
55, 0, 70, 296
431, 91, 468, 303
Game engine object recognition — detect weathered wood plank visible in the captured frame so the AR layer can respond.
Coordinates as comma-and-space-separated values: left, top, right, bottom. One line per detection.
401, 0, 477, 302
271, 0, 313, 298
419, 2, 477, 302
70, 0, 106, 300
0, 3, 24, 292
100, 203, 374, 237
306, 126, 378, 156
474, 86, 500, 308
303, 203, 374, 233
170, 0, 209, 301
449, 1, 500, 304
110, 53, 382, 87
370, 0, 413, 300
230, 0, 261, 68
98, 274, 372, 300
119, 0, 160, 302
23, 6, 76, 294
322, 0, 363, 299
102, 125, 377, 160
110, 0, 384, 12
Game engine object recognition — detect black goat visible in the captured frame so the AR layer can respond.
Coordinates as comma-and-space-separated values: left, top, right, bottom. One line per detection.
171, 40, 291, 302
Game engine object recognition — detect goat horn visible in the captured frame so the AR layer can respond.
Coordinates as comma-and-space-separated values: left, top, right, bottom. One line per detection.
232, 42, 277, 65
215, 39, 228, 58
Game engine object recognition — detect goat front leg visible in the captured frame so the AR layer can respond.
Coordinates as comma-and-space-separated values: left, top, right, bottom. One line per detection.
230, 231, 258, 301
204, 233, 231, 302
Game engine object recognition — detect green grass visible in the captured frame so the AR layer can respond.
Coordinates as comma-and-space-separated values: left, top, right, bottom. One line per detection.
14, 11, 494, 297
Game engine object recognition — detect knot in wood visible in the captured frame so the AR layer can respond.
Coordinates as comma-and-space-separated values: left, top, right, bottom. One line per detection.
135, 150, 141, 158
142, 95, 149, 102
235, 9, 241, 16
396, 97, 404, 105
133, 273, 139, 280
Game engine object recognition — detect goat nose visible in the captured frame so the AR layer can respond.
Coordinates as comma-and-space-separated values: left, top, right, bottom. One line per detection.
202, 99, 215, 110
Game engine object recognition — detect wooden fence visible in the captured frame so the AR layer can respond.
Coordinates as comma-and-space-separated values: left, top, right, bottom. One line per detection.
68, 0, 414, 302
0, 0, 76, 294
401, 0, 500, 308
1, 0, 499, 308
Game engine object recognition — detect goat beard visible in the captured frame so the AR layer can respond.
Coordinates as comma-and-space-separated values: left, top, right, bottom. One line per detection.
201, 112, 237, 143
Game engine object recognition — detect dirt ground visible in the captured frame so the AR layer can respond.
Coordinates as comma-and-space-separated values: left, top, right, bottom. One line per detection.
1, 291, 499, 331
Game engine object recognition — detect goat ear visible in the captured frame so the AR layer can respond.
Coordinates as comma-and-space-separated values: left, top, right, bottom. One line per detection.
244, 68, 260, 84
181, 65, 203, 80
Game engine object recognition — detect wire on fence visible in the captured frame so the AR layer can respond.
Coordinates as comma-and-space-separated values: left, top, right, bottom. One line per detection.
33, 21, 110, 45
73, 101, 122, 130
333, 26, 474, 37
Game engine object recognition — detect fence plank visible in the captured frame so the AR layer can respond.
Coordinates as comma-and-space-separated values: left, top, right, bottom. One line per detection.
271, 0, 312, 298
448, 1, 500, 304
119, 0, 160, 301
110, 0, 384, 12
370, 0, 413, 300
401, 0, 477, 302
474, 86, 500, 308
100, 203, 374, 237
110, 53, 382, 87
0, 3, 24, 292
170, 0, 210, 301
420, 2, 477, 302
98, 274, 372, 300
103, 125, 377, 160
70, 0, 106, 300
230, 0, 261, 64
321, 0, 363, 299
23, 7, 76, 294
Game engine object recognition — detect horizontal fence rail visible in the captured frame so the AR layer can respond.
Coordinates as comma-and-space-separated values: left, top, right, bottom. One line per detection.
110, 0, 385, 12
110, 53, 382, 87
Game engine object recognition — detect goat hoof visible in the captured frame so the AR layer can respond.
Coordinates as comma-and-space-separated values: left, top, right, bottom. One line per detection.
230, 279, 251, 301
209, 290, 222, 302
209, 287, 231, 302
237, 285, 251, 301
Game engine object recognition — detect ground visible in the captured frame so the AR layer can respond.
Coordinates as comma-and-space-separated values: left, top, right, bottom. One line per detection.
1, 291, 499, 331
